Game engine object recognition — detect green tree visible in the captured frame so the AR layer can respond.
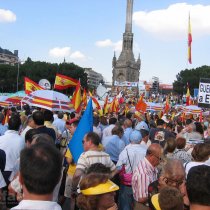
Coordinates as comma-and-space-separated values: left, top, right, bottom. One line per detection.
173, 65, 210, 95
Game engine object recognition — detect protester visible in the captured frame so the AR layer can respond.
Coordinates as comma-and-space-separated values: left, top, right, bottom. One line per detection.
53, 111, 66, 135
20, 115, 34, 140
11, 142, 63, 210
117, 130, 146, 210
0, 112, 8, 136
102, 117, 117, 140
122, 119, 133, 145
77, 173, 119, 210
132, 144, 162, 210
186, 165, 210, 210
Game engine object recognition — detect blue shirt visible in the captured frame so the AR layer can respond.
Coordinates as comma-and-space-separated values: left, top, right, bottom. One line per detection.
123, 127, 133, 145
0, 124, 8, 136
104, 135, 125, 162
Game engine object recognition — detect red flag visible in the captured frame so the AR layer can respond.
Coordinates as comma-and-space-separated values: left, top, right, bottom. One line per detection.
188, 14, 192, 64
164, 97, 170, 114
136, 94, 147, 113
24, 77, 44, 94
54, 73, 78, 90
2, 110, 10, 125
71, 82, 82, 113
104, 95, 109, 114
89, 91, 101, 110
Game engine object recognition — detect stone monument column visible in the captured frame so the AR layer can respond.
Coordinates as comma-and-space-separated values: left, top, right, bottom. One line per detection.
125, 0, 133, 33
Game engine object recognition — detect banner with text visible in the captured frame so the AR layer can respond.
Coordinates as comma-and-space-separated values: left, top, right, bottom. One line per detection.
198, 78, 210, 108
114, 81, 138, 87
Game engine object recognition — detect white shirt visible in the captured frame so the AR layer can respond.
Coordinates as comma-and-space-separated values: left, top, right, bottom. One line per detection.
0, 130, 25, 171
102, 124, 115, 139
53, 118, 66, 134
20, 125, 32, 140
0, 170, 6, 188
11, 200, 62, 210
184, 161, 207, 177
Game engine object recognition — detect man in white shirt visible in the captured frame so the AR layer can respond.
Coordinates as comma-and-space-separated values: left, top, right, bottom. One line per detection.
11, 142, 63, 210
0, 115, 25, 183
102, 117, 117, 140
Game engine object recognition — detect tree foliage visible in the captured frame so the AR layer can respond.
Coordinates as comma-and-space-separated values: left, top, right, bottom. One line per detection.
173, 65, 210, 95
0, 58, 87, 93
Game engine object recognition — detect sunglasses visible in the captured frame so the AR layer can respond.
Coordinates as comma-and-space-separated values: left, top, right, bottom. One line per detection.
163, 177, 185, 188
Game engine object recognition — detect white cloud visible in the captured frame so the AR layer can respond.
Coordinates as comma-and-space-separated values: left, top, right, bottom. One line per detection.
70, 51, 86, 60
0, 9, 16, 22
49, 47, 71, 58
95, 39, 122, 52
133, 3, 210, 40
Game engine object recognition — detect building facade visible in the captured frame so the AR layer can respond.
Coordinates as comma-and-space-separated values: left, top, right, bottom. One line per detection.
112, 0, 141, 86
0, 48, 18, 65
84, 68, 104, 88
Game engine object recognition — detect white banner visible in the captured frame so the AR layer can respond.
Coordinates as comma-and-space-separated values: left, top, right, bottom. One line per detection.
198, 78, 210, 108
114, 81, 138, 87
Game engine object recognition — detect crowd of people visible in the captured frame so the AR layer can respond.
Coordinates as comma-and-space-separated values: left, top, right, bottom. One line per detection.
0, 99, 209, 210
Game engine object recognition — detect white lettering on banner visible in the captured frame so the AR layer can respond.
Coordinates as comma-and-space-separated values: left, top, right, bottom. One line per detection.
198, 82, 210, 106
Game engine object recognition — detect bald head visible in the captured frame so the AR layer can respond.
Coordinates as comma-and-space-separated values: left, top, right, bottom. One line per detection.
124, 119, 132, 128
146, 143, 162, 167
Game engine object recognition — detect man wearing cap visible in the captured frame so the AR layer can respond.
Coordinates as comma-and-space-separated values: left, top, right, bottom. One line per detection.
132, 144, 162, 210
116, 130, 147, 210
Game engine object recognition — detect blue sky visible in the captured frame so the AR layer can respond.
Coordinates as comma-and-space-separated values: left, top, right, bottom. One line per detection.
1, 0, 210, 84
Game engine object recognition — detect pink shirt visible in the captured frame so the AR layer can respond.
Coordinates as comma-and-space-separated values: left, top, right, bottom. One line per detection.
132, 157, 158, 201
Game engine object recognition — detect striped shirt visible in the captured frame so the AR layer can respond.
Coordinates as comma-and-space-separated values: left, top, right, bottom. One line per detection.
132, 157, 158, 201
76, 150, 116, 172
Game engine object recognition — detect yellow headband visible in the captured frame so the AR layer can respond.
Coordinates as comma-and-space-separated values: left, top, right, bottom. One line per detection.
151, 194, 161, 210
80, 180, 119, 195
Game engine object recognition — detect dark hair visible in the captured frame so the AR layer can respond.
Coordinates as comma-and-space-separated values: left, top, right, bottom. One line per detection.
32, 133, 54, 145
93, 116, 100, 127
159, 186, 183, 210
187, 165, 210, 206
86, 163, 111, 175
43, 110, 54, 122
111, 126, 124, 136
191, 143, 210, 162
165, 137, 176, 153
125, 112, 132, 120
86, 132, 101, 146
99, 116, 108, 126
70, 112, 75, 119
32, 111, 44, 126
0, 113, 4, 123
185, 119, 192, 125
194, 122, 204, 135
8, 115, 21, 131
58, 112, 64, 119
20, 142, 62, 195
156, 119, 165, 126
109, 117, 117, 125
140, 129, 149, 138
77, 173, 109, 210
25, 129, 40, 144
176, 137, 186, 149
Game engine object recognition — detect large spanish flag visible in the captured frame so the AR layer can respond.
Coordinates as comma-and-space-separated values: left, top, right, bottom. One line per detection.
188, 13, 192, 64
25, 77, 44, 95
54, 73, 78, 90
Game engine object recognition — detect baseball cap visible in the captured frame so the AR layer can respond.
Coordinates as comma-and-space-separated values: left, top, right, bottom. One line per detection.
135, 121, 149, 132
129, 130, 142, 143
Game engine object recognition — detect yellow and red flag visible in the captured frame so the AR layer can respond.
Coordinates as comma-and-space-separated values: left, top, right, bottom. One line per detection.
135, 93, 147, 113
2, 109, 10, 125
188, 13, 192, 64
89, 91, 101, 110
110, 97, 119, 113
24, 77, 44, 95
164, 97, 170, 114
71, 82, 82, 113
82, 89, 87, 108
103, 95, 109, 115
54, 73, 78, 90
186, 83, 191, 106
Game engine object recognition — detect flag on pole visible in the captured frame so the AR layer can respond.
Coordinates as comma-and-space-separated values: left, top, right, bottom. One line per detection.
135, 93, 147, 113
103, 95, 109, 115
89, 91, 101, 110
71, 82, 82, 112
188, 13, 192, 64
2, 109, 10, 125
24, 77, 44, 95
68, 99, 93, 162
54, 73, 78, 90
186, 83, 191, 106
82, 89, 87, 108
163, 97, 170, 114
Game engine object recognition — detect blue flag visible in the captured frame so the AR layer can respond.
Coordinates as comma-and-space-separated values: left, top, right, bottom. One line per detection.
69, 99, 93, 162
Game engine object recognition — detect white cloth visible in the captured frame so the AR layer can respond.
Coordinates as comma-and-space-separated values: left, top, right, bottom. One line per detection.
184, 161, 208, 177
11, 200, 62, 210
0, 130, 25, 171
102, 124, 115, 139
20, 125, 32, 140
0, 170, 6, 188
116, 144, 147, 173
